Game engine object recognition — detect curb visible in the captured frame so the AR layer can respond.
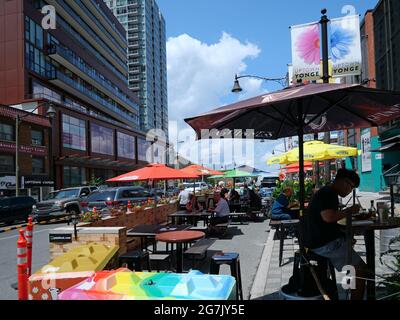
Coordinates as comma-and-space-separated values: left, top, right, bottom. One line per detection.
249, 227, 276, 300
0, 216, 70, 234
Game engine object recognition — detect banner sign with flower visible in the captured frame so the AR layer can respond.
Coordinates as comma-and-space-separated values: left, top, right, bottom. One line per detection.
291, 22, 321, 82
330, 15, 362, 77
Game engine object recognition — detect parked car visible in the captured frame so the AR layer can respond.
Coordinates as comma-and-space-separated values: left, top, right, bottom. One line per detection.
183, 182, 209, 193
81, 186, 154, 216
0, 196, 36, 225
260, 176, 279, 189
32, 186, 98, 221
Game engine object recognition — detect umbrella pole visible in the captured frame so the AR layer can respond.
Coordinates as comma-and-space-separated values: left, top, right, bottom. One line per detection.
298, 126, 305, 253
153, 180, 157, 224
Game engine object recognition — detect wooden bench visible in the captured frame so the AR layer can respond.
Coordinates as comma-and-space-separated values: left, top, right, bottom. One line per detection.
229, 212, 248, 224
184, 238, 215, 260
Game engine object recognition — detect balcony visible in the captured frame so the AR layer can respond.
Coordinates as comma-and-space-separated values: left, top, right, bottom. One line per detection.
56, 16, 127, 83
50, 71, 139, 128
48, 45, 137, 112
70, 0, 127, 54
48, 0, 127, 75
82, 0, 127, 43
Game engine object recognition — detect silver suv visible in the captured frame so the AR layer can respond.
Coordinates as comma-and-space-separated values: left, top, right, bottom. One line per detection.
32, 186, 98, 221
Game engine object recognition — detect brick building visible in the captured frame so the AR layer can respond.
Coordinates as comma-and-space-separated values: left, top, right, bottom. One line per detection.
0, 103, 53, 200
0, 0, 158, 193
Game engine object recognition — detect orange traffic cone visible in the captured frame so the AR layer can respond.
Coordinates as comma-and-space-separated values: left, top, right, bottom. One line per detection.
25, 217, 34, 276
17, 229, 28, 300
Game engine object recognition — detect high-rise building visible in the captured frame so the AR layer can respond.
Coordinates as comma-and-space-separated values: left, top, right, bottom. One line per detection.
105, 0, 169, 138
0, 0, 152, 195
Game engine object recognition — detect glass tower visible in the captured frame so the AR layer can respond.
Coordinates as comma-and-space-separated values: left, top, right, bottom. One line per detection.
105, 0, 169, 138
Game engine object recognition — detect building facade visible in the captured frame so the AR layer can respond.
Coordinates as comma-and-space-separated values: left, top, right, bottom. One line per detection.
105, 0, 169, 137
341, 1, 400, 192
0, 104, 53, 200
0, 0, 152, 194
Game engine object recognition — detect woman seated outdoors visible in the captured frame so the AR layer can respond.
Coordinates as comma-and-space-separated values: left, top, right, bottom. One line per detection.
186, 193, 203, 212
208, 188, 230, 233
271, 187, 299, 220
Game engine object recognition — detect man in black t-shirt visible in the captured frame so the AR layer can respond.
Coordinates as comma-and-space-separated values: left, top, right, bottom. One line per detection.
304, 169, 369, 300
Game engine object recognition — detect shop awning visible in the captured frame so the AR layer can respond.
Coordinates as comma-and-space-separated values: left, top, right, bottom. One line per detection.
56, 155, 138, 170
371, 141, 400, 152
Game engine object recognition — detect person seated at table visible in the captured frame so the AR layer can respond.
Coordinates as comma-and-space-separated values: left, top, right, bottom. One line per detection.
242, 183, 250, 202
178, 184, 190, 210
303, 168, 369, 300
228, 188, 241, 213
186, 193, 203, 212
209, 188, 230, 233
229, 188, 240, 202
271, 187, 299, 220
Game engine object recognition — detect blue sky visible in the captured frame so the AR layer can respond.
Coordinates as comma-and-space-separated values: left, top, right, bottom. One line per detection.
157, 0, 379, 173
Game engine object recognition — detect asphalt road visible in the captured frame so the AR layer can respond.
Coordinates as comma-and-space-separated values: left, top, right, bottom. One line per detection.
0, 222, 69, 300
0, 218, 269, 300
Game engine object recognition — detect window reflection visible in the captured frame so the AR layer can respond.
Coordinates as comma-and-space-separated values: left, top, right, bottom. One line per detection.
91, 123, 114, 155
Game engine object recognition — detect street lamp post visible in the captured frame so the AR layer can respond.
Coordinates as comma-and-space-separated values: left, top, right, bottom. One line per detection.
232, 74, 288, 93
15, 103, 56, 197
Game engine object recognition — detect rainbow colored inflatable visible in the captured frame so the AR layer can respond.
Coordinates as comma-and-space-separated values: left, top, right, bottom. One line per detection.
58, 269, 236, 300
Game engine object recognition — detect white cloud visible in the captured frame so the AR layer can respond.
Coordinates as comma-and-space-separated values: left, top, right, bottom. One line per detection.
167, 32, 261, 125
165, 32, 282, 171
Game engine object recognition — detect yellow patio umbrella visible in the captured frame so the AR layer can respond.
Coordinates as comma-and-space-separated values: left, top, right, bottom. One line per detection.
267, 153, 288, 165
267, 141, 360, 165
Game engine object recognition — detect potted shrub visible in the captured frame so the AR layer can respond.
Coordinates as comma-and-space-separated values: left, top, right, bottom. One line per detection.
80, 210, 101, 223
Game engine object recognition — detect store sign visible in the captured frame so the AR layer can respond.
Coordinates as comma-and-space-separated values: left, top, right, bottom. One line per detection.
330, 15, 362, 77
375, 153, 384, 160
0, 141, 47, 156
361, 131, 372, 172
22, 175, 55, 188
49, 234, 72, 243
0, 176, 16, 190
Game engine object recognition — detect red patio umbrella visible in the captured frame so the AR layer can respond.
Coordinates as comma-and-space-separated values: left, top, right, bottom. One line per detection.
180, 165, 223, 176
283, 161, 313, 174
107, 164, 199, 223
107, 163, 199, 182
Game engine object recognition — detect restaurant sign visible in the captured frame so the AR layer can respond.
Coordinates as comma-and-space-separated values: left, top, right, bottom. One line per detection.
49, 233, 72, 243
0, 141, 47, 156
22, 175, 55, 188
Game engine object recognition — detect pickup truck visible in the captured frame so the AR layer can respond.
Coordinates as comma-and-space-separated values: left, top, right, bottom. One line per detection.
32, 186, 97, 221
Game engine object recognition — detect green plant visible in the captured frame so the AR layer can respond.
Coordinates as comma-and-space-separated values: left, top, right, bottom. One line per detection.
80, 210, 101, 222
272, 178, 315, 202
89, 176, 105, 187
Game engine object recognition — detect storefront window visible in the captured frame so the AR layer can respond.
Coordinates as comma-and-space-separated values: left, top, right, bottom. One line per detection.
0, 123, 14, 141
91, 123, 114, 155
63, 166, 86, 187
0, 155, 14, 172
62, 114, 87, 151
137, 137, 150, 162
117, 132, 135, 159
32, 157, 44, 174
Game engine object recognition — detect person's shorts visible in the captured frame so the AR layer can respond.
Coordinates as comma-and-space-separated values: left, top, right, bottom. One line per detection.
312, 237, 364, 271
